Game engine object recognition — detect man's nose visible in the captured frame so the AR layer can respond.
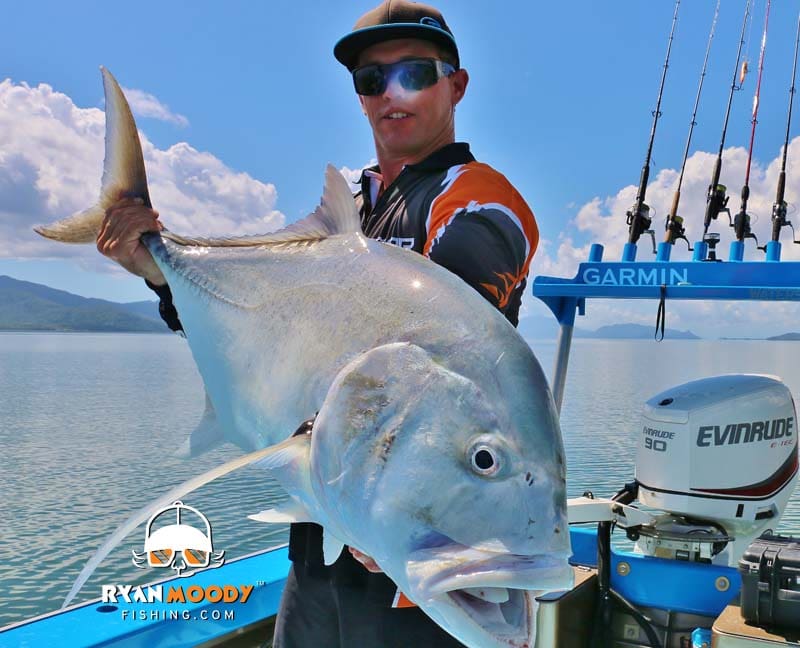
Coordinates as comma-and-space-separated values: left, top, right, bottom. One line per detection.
381, 71, 408, 99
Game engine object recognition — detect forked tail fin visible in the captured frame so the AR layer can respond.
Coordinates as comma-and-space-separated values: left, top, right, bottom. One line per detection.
34, 67, 151, 243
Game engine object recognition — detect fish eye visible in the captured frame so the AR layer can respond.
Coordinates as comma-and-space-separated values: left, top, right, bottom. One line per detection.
468, 444, 499, 476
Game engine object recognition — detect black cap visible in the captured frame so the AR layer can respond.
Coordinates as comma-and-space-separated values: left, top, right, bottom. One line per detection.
334, 0, 459, 71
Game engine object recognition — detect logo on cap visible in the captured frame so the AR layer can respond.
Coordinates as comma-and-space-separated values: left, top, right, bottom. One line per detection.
420, 16, 443, 29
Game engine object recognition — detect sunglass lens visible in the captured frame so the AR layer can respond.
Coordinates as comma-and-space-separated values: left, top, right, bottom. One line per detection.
354, 66, 385, 96
149, 548, 174, 566
398, 62, 438, 91
184, 548, 209, 566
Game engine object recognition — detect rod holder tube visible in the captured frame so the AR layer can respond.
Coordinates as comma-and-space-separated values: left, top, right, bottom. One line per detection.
552, 324, 575, 415
622, 243, 638, 262
729, 240, 745, 262
588, 244, 604, 263
693, 241, 708, 261
656, 242, 672, 262
766, 240, 782, 261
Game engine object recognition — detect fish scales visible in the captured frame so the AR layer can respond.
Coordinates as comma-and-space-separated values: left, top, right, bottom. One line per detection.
147, 230, 510, 450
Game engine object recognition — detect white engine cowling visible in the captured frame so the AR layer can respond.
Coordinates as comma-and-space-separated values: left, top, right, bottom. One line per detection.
635, 374, 798, 564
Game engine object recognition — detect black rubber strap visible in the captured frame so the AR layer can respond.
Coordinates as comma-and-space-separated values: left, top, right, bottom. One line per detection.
145, 279, 184, 333
655, 284, 666, 342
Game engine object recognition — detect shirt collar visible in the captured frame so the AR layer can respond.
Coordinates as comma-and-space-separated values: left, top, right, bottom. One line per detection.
357, 142, 475, 185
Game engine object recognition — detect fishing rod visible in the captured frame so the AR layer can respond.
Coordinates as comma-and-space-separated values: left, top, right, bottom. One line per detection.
732, 0, 771, 250
626, 0, 680, 253
702, 0, 752, 246
664, 0, 721, 249
770, 9, 800, 246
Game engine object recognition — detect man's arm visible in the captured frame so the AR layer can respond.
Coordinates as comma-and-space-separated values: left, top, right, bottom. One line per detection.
97, 197, 184, 332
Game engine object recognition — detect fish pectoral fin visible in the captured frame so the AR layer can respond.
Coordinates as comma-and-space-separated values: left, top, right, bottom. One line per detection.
322, 530, 346, 566
254, 434, 311, 472
248, 498, 313, 524
61, 444, 278, 609
254, 434, 320, 520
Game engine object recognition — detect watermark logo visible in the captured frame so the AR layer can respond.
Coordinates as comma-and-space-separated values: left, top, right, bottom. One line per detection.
132, 500, 225, 576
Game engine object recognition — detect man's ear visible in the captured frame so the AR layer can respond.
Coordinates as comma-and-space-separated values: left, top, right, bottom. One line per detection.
450, 68, 469, 106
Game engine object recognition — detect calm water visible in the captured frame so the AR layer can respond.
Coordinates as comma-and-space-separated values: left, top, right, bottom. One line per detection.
1, 332, 799, 627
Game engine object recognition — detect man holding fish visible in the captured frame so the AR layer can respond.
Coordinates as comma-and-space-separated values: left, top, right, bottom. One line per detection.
96, 1, 542, 645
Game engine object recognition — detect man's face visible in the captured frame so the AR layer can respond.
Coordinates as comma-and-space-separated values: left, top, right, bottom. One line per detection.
355, 39, 468, 163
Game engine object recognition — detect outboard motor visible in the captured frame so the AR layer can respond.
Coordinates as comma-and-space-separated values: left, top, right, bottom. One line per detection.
634, 374, 798, 567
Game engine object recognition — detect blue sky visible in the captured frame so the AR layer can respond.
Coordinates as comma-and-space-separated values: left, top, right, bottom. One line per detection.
2, 1, 800, 337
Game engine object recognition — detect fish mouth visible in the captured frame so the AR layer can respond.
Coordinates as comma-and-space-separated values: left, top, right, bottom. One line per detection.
444, 587, 536, 647
407, 549, 573, 647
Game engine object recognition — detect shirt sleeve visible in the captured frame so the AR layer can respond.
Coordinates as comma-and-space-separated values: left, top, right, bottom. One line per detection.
423, 164, 538, 325
145, 279, 184, 333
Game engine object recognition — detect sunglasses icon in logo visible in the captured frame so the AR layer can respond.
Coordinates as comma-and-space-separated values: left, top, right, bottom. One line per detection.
132, 500, 225, 576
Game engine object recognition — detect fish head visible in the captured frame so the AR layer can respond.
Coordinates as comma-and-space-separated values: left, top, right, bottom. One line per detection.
311, 341, 571, 647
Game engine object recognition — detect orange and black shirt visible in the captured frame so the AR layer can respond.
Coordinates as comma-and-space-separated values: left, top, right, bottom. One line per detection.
356, 142, 538, 326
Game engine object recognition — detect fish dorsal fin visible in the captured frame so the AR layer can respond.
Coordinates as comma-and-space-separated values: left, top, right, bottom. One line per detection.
163, 165, 363, 248
323, 530, 346, 566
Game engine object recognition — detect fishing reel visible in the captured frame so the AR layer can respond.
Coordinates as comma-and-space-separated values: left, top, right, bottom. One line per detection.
730, 209, 762, 250
663, 214, 693, 250
771, 200, 800, 245
701, 184, 731, 260
626, 201, 657, 254
730, 185, 763, 250
772, 199, 790, 240
704, 183, 731, 227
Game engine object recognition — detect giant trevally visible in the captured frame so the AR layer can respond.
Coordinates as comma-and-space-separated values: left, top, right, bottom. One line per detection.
36, 68, 572, 647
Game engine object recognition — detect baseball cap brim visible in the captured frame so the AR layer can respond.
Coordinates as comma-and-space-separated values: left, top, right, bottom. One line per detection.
334, 23, 459, 70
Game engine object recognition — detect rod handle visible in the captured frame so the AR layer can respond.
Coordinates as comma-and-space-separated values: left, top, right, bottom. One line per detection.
776, 171, 786, 205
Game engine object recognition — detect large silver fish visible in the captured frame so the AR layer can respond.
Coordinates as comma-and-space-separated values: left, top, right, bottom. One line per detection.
36, 68, 572, 647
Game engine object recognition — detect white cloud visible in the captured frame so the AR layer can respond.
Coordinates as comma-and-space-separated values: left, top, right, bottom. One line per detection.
120, 86, 189, 127
0, 79, 285, 267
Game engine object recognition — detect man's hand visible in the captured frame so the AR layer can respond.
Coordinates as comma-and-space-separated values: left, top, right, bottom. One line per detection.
97, 196, 167, 286
349, 547, 383, 573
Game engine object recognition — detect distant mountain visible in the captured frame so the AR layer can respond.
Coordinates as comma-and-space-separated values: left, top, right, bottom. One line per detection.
0, 275, 166, 332
516, 318, 699, 340
767, 332, 800, 341
576, 323, 700, 340
115, 299, 161, 321
0, 276, 705, 338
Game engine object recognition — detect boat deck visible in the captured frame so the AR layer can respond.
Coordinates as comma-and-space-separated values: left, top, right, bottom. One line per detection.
714, 604, 800, 647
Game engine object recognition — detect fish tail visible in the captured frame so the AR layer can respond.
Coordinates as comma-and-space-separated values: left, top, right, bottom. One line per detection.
34, 67, 152, 243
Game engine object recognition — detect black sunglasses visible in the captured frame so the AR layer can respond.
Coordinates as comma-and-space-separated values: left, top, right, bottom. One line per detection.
352, 58, 456, 96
